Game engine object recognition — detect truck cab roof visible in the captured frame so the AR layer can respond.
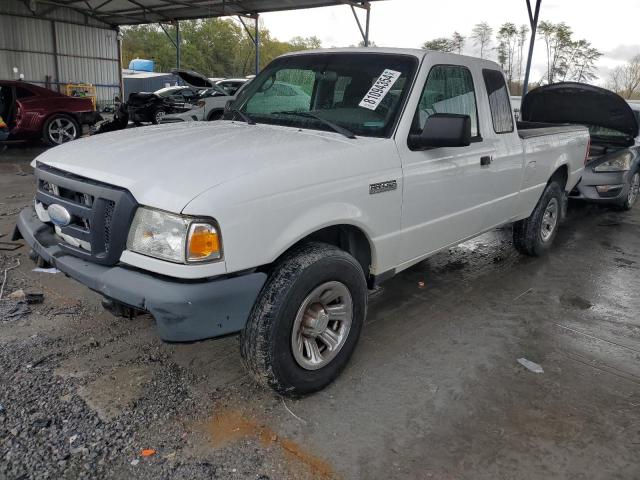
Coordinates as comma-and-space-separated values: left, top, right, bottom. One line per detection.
280, 47, 503, 70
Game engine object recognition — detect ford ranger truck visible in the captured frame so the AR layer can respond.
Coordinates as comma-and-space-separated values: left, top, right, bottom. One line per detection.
14, 49, 589, 396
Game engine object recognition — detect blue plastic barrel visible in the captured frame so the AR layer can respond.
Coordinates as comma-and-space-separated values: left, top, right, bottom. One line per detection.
128, 59, 154, 72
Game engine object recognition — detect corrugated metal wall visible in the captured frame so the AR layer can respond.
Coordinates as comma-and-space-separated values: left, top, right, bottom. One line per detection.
0, 0, 121, 106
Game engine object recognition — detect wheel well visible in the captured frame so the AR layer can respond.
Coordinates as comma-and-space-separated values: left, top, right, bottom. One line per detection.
207, 109, 224, 121
548, 165, 568, 190
43, 112, 79, 127
284, 225, 372, 281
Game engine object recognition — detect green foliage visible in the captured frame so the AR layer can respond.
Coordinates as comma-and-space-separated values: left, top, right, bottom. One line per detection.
422, 32, 464, 54
422, 38, 455, 52
121, 19, 322, 77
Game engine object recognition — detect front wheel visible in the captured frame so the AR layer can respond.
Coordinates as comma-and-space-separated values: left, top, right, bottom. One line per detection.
620, 170, 640, 211
240, 242, 367, 396
513, 181, 564, 256
151, 108, 166, 124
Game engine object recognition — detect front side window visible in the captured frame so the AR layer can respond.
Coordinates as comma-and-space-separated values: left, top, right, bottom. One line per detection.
412, 65, 479, 137
483, 69, 514, 133
15, 87, 34, 99
235, 53, 419, 138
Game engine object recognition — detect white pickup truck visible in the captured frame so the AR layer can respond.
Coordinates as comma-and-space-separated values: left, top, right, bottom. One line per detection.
15, 48, 589, 395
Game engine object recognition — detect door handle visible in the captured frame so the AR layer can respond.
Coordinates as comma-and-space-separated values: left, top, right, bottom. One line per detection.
480, 155, 493, 167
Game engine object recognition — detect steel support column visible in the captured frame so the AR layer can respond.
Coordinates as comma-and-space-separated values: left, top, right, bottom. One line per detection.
255, 14, 260, 75
51, 20, 61, 92
116, 27, 124, 101
238, 14, 261, 75
176, 20, 180, 69
522, 0, 542, 97
159, 22, 180, 70
350, 2, 371, 46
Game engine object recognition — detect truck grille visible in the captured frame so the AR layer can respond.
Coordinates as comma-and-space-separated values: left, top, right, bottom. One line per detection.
35, 164, 137, 266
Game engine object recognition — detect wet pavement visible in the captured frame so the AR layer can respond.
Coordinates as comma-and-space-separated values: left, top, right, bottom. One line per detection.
1, 144, 639, 479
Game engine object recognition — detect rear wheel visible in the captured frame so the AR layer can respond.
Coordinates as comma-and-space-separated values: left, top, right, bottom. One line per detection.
620, 170, 640, 211
513, 181, 563, 256
43, 114, 80, 146
240, 242, 367, 396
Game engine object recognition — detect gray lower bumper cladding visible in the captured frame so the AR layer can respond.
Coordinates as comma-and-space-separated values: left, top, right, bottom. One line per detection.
14, 208, 266, 342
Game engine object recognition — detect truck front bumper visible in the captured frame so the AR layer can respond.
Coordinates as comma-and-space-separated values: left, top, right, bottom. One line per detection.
14, 207, 266, 342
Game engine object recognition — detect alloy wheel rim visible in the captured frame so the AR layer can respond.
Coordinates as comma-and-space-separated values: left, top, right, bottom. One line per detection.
155, 110, 165, 123
628, 173, 640, 206
541, 197, 559, 242
291, 281, 353, 371
48, 118, 77, 144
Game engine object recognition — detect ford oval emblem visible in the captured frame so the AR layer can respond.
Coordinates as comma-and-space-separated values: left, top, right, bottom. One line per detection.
48, 204, 72, 227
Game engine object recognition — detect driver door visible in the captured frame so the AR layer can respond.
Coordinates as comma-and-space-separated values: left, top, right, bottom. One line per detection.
397, 64, 497, 267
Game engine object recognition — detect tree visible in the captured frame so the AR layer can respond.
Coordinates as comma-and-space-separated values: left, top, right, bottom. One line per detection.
516, 24, 529, 86
121, 18, 322, 78
471, 22, 493, 59
422, 37, 454, 52
536, 21, 602, 85
451, 31, 465, 54
608, 55, 640, 99
562, 39, 602, 83
538, 21, 573, 84
496, 23, 518, 84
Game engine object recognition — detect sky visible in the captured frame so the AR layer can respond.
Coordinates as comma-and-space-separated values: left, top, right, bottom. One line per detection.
260, 0, 640, 84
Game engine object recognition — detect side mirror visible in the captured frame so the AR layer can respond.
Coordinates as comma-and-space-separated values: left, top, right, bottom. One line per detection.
409, 113, 472, 150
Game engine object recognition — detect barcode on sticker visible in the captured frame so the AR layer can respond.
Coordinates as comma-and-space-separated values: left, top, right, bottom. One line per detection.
359, 69, 402, 111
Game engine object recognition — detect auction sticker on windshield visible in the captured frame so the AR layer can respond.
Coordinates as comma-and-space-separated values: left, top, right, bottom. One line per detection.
359, 69, 402, 111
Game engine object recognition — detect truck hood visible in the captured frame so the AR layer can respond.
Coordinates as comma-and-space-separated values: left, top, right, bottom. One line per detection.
34, 122, 376, 212
521, 82, 639, 144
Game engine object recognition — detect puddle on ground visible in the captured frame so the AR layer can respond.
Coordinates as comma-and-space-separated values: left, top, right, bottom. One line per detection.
559, 293, 593, 310
614, 257, 636, 268
198, 409, 335, 479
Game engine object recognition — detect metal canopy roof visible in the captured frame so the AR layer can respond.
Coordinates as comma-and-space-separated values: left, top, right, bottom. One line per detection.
44, 0, 378, 26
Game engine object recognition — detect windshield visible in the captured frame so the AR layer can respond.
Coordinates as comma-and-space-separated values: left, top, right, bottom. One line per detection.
233, 53, 419, 138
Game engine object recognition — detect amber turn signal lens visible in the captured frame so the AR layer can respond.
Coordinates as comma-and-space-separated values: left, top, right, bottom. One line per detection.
187, 223, 221, 261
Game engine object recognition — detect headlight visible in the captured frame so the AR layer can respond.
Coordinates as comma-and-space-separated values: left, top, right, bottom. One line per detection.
126, 207, 222, 263
593, 152, 632, 172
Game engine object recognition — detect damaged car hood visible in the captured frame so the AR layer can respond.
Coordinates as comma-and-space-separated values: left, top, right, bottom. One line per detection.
521, 82, 639, 144
34, 122, 376, 212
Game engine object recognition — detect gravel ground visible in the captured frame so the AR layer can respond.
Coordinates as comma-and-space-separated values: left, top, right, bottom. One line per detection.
0, 153, 327, 480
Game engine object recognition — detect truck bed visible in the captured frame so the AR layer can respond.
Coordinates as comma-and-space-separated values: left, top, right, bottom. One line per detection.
517, 121, 586, 139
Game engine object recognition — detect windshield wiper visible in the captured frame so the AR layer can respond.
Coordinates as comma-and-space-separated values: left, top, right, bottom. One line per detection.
274, 111, 356, 139
228, 108, 256, 125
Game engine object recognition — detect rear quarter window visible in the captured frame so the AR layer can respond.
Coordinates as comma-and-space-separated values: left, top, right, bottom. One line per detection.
482, 69, 514, 134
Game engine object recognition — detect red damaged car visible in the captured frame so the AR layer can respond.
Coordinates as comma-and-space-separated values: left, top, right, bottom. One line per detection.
0, 81, 101, 146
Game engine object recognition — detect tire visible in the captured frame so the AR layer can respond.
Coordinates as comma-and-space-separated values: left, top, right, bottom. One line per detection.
42, 114, 80, 146
240, 242, 367, 396
207, 110, 224, 121
619, 170, 639, 211
151, 108, 166, 124
513, 181, 564, 256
